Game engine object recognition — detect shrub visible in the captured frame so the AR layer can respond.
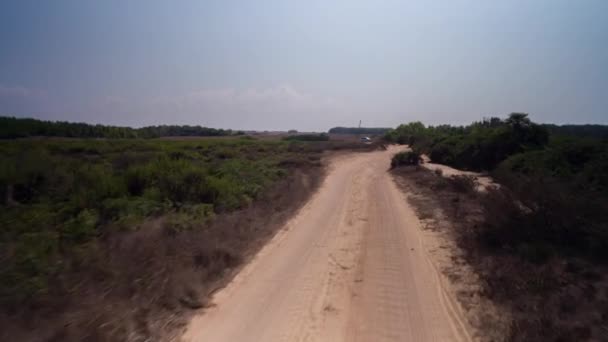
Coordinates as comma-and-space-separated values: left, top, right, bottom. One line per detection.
125, 167, 148, 196
391, 151, 421, 168
101, 197, 166, 228
70, 164, 125, 209
476, 176, 608, 263
61, 209, 99, 243
1, 230, 59, 305
150, 157, 212, 204
163, 204, 214, 232
448, 175, 476, 194
206, 176, 243, 210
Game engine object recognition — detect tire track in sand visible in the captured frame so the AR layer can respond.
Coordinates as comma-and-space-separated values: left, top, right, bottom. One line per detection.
182, 147, 473, 342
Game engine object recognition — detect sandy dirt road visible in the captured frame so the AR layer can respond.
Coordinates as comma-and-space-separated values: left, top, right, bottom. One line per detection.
183, 146, 472, 342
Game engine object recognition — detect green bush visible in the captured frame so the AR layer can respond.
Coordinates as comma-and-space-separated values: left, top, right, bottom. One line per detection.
206, 176, 243, 210
163, 204, 214, 232
61, 209, 99, 243
391, 151, 421, 168
101, 196, 165, 228
125, 165, 150, 196
1, 230, 59, 304
150, 157, 212, 204
496, 137, 608, 194
388, 113, 549, 171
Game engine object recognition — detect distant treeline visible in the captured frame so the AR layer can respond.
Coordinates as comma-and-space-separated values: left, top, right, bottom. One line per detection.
283, 133, 330, 141
543, 124, 608, 139
328, 127, 391, 135
385, 114, 607, 187
0, 116, 238, 139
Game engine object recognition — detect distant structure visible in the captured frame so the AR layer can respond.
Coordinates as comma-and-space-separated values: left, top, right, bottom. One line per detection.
328, 126, 391, 135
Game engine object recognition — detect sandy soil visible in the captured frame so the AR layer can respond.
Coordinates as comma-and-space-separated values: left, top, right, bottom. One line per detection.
182, 146, 474, 342
420, 155, 496, 192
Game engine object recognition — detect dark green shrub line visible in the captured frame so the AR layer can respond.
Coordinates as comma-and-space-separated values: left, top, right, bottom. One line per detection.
387, 113, 608, 198
385, 113, 550, 172
283, 133, 329, 141
0, 116, 236, 139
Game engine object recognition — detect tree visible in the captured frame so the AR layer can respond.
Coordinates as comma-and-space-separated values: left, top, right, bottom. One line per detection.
506, 112, 532, 130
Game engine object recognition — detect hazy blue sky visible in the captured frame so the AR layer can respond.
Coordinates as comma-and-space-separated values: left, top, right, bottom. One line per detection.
1, 0, 607, 130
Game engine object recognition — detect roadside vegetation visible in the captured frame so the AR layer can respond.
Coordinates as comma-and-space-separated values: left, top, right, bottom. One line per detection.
386, 113, 550, 171
389, 113, 608, 341
390, 150, 421, 168
0, 131, 382, 341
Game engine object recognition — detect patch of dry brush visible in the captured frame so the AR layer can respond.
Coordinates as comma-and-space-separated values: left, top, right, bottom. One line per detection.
392, 166, 608, 342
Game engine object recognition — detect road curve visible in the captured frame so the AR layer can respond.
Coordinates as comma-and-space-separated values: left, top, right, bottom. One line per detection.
183, 146, 472, 342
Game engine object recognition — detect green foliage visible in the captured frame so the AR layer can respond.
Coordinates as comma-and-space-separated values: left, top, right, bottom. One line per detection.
0, 204, 60, 303
390, 151, 421, 168
384, 121, 427, 145
0, 116, 234, 139
61, 209, 99, 243
387, 114, 549, 171
0, 137, 318, 305
163, 204, 214, 232
496, 136, 608, 194
1, 231, 59, 302
101, 196, 166, 229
